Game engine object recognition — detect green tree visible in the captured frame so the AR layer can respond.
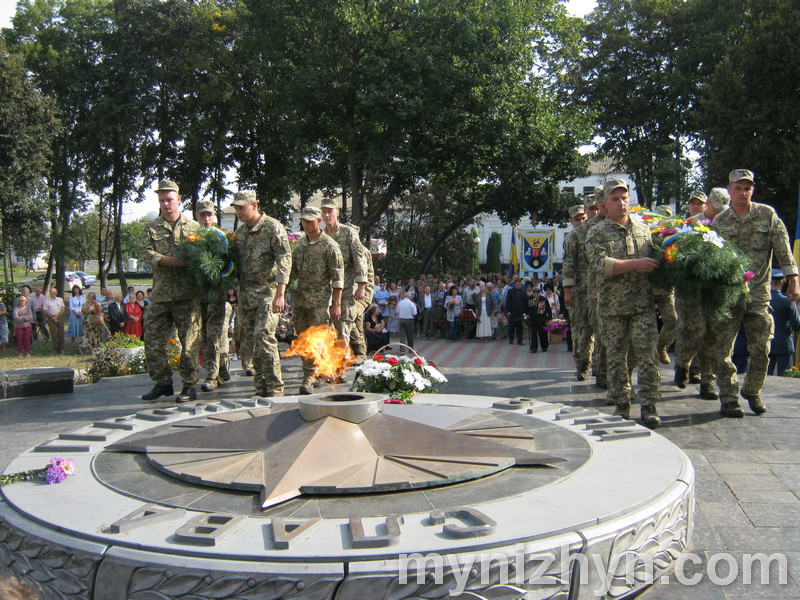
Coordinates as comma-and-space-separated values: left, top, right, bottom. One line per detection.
0, 39, 60, 283
696, 0, 800, 228
574, 0, 694, 208
120, 217, 149, 262
486, 232, 502, 274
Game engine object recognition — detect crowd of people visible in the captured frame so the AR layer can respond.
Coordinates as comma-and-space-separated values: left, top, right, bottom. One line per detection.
0, 283, 155, 357
362, 273, 566, 353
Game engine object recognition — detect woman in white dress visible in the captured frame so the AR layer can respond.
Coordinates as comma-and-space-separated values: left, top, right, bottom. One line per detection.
474, 283, 494, 343
66, 285, 85, 344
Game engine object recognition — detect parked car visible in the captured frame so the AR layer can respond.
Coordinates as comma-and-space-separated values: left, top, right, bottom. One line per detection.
27, 272, 83, 290
74, 271, 97, 288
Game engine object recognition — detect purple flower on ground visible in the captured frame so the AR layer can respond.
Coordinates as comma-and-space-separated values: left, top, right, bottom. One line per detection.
44, 467, 67, 484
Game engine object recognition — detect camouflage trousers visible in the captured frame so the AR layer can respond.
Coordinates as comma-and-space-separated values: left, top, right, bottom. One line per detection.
233, 309, 252, 371
349, 298, 370, 361
570, 292, 594, 376
333, 297, 357, 350
144, 298, 201, 387
709, 301, 774, 404
588, 294, 606, 379
294, 304, 332, 379
201, 300, 230, 381
674, 295, 716, 385
655, 290, 677, 349
239, 299, 283, 395
603, 312, 661, 407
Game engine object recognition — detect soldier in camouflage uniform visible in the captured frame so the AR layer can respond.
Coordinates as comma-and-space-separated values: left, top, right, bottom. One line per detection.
582, 190, 608, 386
349, 242, 375, 363
232, 190, 292, 397
710, 170, 799, 417
586, 178, 662, 428
562, 204, 591, 380
194, 200, 232, 392
291, 206, 345, 394
140, 180, 202, 403
321, 199, 369, 376
674, 188, 730, 398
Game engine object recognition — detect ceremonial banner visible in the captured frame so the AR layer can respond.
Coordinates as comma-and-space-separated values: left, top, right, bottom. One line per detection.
508, 228, 519, 279
519, 229, 555, 273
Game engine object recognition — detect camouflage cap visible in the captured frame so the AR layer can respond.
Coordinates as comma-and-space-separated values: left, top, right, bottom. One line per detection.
603, 178, 628, 196
196, 199, 214, 214
320, 198, 338, 209
231, 190, 257, 206
688, 190, 707, 203
568, 204, 586, 219
728, 169, 755, 184
708, 187, 730, 212
594, 186, 604, 205
155, 179, 179, 193
654, 205, 674, 217
300, 206, 322, 221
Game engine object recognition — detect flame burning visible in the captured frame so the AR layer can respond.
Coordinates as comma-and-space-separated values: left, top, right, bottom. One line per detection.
284, 324, 354, 379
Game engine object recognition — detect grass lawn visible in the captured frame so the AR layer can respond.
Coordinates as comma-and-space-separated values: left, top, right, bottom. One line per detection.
0, 337, 92, 371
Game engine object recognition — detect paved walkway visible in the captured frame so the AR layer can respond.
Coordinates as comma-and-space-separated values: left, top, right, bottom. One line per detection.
1, 335, 799, 598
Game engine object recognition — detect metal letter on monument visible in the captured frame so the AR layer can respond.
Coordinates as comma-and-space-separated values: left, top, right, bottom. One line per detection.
429, 507, 497, 538
349, 515, 404, 548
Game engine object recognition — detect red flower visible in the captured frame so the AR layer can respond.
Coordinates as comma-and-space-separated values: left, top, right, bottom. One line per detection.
373, 354, 384, 362
414, 357, 424, 366
428, 361, 436, 366
387, 356, 398, 366
186, 233, 200, 242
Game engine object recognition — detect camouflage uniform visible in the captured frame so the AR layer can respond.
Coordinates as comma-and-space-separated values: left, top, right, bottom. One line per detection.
674, 293, 716, 384
291, 232, 344, 379
710, 202, 798, 407
235, 212, 292, 396
349, 244, 375, 362
140, 215, 202, 388
582, 213, 607, 381
326, 223, 369, 343
201, 294, 230, 382
654, 287, 677, 351
586, 217, 660, 408
562, 224, 593, 377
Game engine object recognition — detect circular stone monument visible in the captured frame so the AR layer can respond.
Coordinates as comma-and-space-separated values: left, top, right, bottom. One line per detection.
0, 393, 694, 600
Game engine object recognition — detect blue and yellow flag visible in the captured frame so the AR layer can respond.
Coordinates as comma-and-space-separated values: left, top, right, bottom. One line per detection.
508, 228, 519, 279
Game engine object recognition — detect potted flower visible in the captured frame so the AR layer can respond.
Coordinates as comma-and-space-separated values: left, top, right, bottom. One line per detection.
544, 317, 569, 342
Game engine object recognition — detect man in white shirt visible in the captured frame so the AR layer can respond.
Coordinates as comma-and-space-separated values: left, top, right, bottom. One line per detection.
43, 287, 66, 354
396, 292, 418, 350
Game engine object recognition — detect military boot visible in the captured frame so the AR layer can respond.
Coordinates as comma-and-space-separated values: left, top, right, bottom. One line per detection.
673, 366, 688, 389
699, 383, 718, 400
613, 403, 630, 420
176, 386, 197, 403
201, 379, 217, 392
299, 378, 314, 395
640, 405, 661, 429
142, 384, 174, 401
657, 345, 671, 365
595, 374, 607, 389
688, 369, 702, 384
741, 391, 766, 415
720, 401, 744, 418
218, 361, 231, 382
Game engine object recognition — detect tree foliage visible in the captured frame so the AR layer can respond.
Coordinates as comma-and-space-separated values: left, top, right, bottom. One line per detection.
486, 232, 502, 274
0, 39, 60, 282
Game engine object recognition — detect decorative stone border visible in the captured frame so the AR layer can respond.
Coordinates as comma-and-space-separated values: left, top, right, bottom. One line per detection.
0, 395, 693, 599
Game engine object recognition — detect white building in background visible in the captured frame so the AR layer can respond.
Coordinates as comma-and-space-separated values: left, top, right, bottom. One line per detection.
472, 158, 636, 277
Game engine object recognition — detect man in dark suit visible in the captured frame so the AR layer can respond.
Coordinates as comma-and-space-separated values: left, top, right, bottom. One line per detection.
504, 279, 527, 345
769, 270, 800, 376
108, 293, 126, 335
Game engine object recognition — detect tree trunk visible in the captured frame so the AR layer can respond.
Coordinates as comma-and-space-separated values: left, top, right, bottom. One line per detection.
113, 190, 127, 293
97, 198, 107, 289
417, 208, 483, 277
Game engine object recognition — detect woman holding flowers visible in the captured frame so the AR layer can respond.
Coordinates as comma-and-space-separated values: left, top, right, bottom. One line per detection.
445, 285, 463, 342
